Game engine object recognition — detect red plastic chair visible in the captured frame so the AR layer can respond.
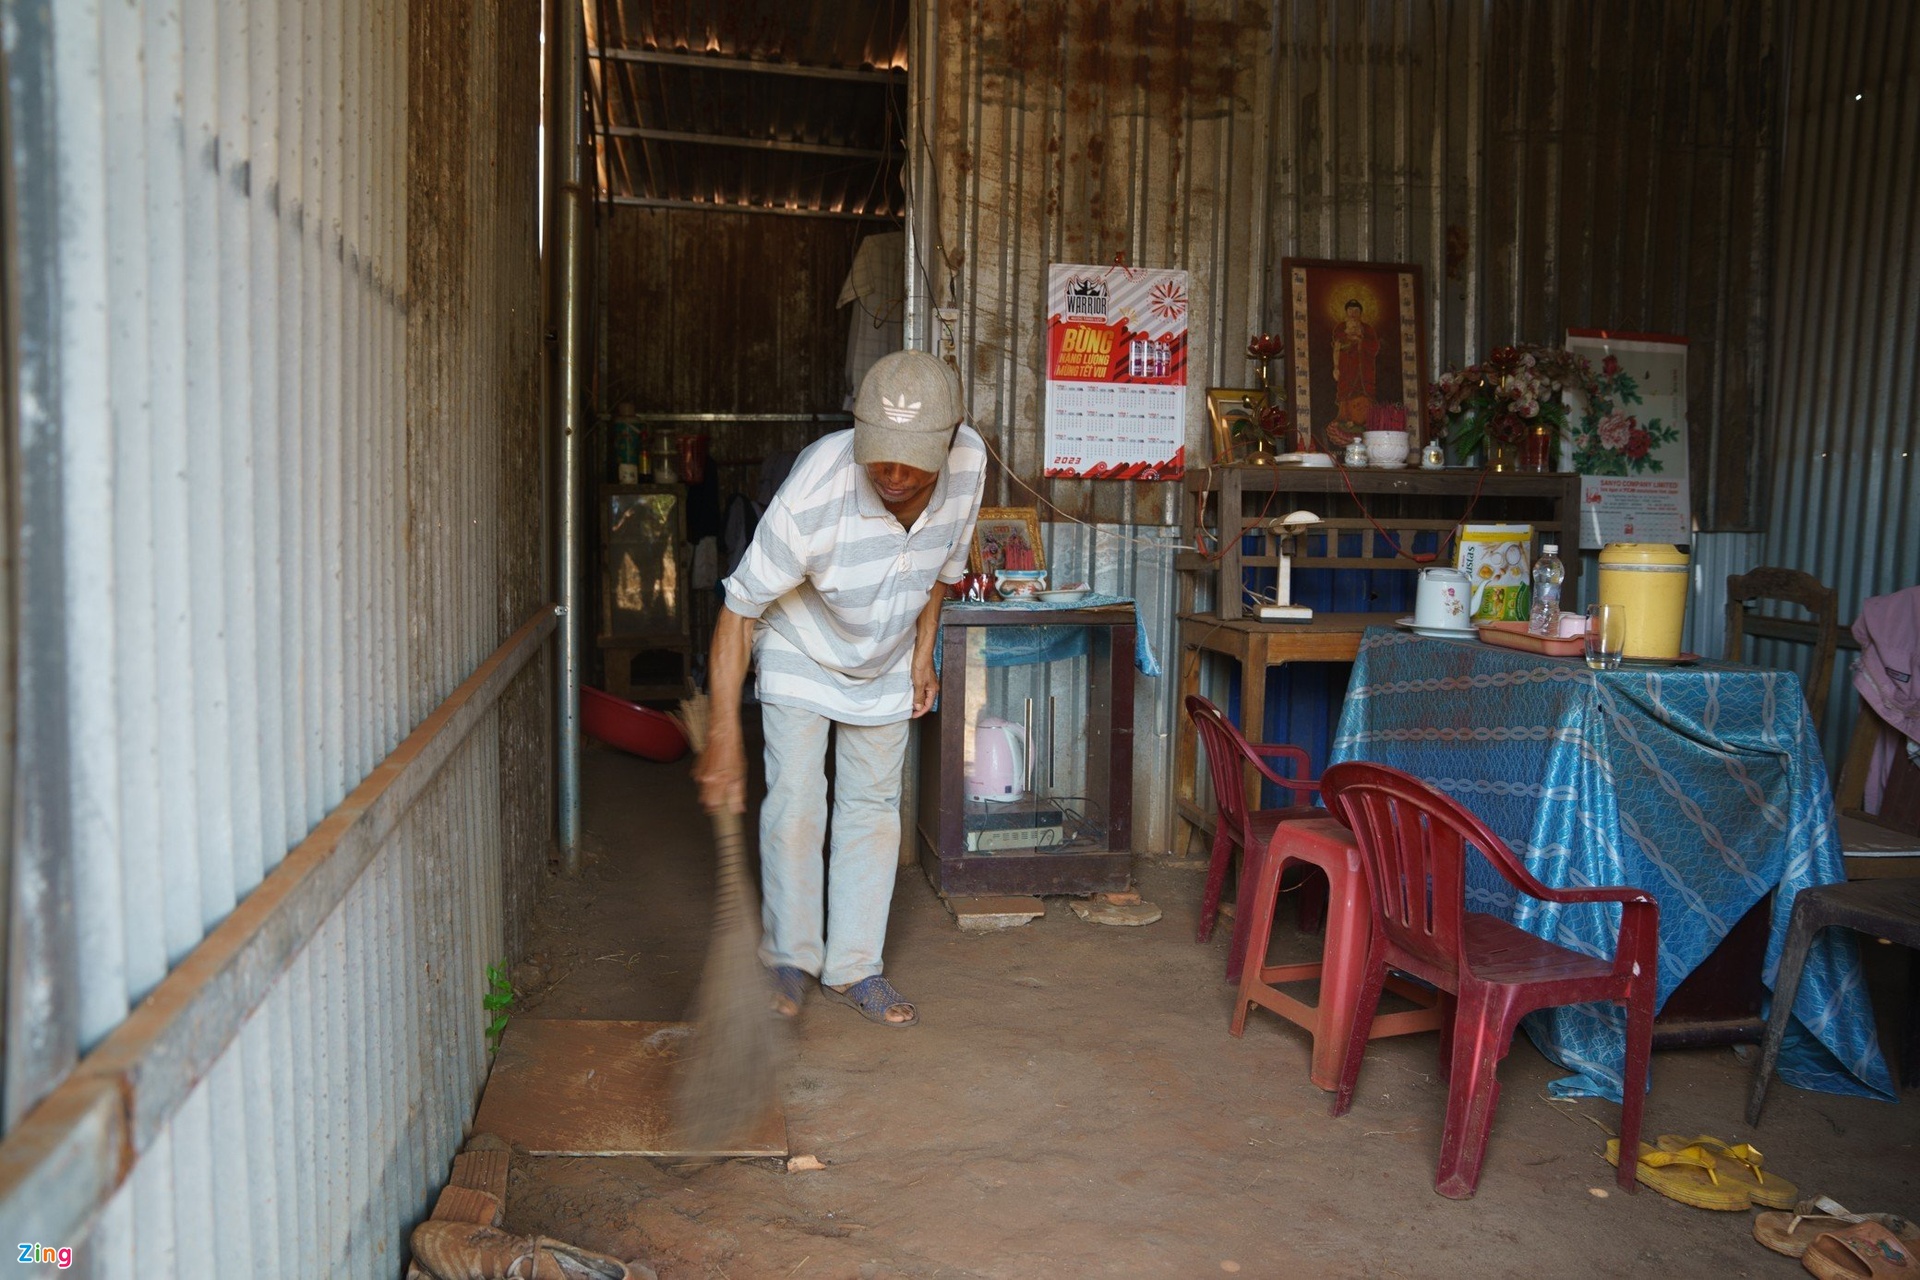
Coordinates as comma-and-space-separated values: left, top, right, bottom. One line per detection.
1231, 815, 1444, 1090
1320, 761, 1659, 1199
1185, 695, 1322, 983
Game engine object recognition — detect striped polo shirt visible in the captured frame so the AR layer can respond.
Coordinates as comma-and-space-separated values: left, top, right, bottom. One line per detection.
722, 425, 986, 724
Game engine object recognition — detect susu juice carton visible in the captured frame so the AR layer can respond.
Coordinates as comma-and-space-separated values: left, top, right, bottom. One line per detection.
1454, 523, 1534, 622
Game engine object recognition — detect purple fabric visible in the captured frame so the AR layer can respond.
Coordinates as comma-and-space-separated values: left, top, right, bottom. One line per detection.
1852, 585, 1920, 812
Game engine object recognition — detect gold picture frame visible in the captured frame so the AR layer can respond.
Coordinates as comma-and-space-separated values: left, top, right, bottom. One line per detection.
1280, 257, 1428, 452
1205, 388, 1268, 464
969, 507, 1046, 575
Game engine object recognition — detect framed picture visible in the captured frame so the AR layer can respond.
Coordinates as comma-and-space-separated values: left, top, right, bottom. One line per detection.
1281, 258, 1427, 452
969, 507, 1046, 575
1205, 388, 1267, 464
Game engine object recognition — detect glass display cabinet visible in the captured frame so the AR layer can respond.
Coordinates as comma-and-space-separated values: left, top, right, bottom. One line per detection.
916, 603, 1137, 897
597, 483, 692, 699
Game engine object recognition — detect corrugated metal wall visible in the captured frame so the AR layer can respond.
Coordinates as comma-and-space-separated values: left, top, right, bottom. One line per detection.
924, 0, 1788, 840
597, 207, 864, 506
600, 207, 860, 414
88, 732, 511, 1277
3, 0, 547, 1272
1759, 1, 1919, 638
1742, 0, 1920, 767
931, 0, 1782, 533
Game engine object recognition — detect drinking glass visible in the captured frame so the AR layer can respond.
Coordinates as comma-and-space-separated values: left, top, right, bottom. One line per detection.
1585, 604, 1626, 670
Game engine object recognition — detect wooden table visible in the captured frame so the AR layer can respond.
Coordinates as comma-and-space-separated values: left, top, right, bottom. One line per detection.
1173, 611, 1390, 851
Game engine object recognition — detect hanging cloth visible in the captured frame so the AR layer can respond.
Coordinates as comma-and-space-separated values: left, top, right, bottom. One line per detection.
840, 232, 905, 403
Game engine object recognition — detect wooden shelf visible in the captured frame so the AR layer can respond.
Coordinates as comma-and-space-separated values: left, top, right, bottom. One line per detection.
1181, 465, 1582, 620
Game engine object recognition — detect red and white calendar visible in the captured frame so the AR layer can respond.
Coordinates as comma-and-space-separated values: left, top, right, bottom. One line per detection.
1042, 263, 1188, 480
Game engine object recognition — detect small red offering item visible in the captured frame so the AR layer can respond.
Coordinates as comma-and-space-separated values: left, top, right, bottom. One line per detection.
580, 686, 690, 761
1247, 332, 1286, 361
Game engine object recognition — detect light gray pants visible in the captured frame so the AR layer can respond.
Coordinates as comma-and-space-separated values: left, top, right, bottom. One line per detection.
757, 701, 908, 988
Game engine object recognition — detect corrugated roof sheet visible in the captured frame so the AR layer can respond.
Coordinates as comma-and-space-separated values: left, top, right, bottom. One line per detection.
586, 0, 907, 217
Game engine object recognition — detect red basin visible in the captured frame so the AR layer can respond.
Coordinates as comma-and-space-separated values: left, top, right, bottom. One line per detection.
581, 686, 691, 762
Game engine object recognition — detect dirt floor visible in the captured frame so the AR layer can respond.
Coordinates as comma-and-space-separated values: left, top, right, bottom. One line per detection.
494, 735, 1920, 1279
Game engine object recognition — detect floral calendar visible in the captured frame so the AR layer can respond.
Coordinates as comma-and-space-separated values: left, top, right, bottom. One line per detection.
1565, 330, 1691, 550
1042, 263, 1188, 480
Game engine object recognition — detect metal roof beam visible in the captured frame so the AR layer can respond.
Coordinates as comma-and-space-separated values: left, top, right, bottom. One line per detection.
589, 47, 904, 84
604, 125, 888, 160
610, 195, 898, 222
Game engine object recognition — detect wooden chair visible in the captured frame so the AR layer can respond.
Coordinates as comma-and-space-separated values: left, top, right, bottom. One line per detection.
1835, 700, 1920, 879
1322, 761, 1659, 1199
1722, 571, 1920, 875
1725, 567, 1840, 727
1184, 695, 1322, 983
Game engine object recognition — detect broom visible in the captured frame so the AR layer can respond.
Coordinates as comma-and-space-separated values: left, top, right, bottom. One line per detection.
671, 693, 778, 1152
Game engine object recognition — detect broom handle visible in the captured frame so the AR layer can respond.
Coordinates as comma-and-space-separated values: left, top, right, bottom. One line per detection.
708, 807, 752, 928
681, 692, 756, 923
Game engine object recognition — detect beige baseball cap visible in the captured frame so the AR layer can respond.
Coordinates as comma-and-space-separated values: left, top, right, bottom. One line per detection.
852, 350, 963, 474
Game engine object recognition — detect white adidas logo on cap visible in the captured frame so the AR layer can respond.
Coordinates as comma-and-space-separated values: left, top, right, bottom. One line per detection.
882, 393, 922, 424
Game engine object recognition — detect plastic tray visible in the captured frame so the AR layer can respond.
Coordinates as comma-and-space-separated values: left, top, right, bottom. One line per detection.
1475, 620, 1586, 658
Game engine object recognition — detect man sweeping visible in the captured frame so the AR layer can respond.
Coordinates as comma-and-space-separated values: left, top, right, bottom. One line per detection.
694, 350, 985, 1027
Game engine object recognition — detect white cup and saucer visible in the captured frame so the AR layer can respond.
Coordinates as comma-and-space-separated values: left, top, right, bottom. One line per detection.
1397, 566, 1476, 639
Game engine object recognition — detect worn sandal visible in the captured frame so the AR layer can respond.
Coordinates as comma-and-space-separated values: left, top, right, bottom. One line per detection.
1802, 1220, 1918, 1279
768, 965, 811, 1017
822, 975, 918, 1027
1655, 1134, 1798, 1209
1605, 1138, 1753, 1211
1756, 1198, 1920, 1260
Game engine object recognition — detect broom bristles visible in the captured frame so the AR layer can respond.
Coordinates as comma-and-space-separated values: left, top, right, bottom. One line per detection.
672, 694, 779, 1152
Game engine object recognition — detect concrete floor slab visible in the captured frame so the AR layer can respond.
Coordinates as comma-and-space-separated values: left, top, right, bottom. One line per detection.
497, 738, 1920, 1278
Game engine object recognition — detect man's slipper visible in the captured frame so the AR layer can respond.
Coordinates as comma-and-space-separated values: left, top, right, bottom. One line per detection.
768, 965, 811, 1018
822, 975, 918, 1027
1654, 1133, 1798, 1209
1802, 1220, 1918, 1279
1756, 1199, 1920, 1259
1605, 1138, 1754, 1211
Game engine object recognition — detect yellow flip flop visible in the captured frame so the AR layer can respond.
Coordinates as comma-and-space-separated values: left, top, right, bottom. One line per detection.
1653, 1134, 1797, 1210
1604, 1138, 1754, 1211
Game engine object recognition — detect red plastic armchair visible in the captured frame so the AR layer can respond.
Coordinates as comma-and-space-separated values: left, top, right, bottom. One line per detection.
1185, 695, 1323, 982
1320, 761, 1659, 1199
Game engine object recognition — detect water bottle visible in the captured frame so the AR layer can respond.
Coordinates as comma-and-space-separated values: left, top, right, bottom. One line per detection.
1528, 544, 1564, 637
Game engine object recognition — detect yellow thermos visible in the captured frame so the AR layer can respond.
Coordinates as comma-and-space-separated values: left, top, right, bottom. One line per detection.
1596, 543, 1690, 659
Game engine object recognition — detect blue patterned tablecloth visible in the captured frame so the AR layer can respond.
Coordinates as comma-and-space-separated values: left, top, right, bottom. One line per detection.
1331, 626, 1895, 1104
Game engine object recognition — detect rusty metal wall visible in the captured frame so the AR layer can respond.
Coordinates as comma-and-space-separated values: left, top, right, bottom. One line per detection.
1, 0, 547, 1272
601, 206, 863, 415
410, 0, 552, 962
931, 0, 1781, 532
932, 0, 1269, 529
922, 0, 1789, 844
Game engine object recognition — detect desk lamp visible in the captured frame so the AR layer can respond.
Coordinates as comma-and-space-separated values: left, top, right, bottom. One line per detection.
1255, 510, 1321, 622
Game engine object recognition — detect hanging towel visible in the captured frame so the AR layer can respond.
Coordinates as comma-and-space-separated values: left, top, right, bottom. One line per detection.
1851, 584, 1920, 812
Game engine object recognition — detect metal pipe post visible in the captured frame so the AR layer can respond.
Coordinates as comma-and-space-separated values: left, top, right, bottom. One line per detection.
548, 0, 589, 875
